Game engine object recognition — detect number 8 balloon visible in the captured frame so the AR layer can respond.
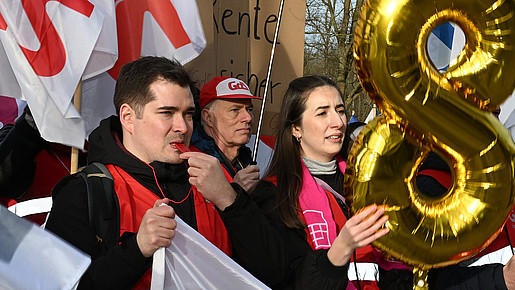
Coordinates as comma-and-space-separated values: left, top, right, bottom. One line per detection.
346, 0, 515, 285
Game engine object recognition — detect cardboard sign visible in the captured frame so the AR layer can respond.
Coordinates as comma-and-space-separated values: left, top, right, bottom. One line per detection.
186, 0, 306, 136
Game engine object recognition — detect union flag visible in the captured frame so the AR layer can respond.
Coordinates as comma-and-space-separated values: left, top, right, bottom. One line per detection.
81, 0, 206, 141
0, 0, 205, 149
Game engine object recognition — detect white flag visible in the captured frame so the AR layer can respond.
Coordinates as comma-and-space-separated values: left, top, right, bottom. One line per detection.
0, 205, 91, 289
81, 0, 207, 137
0, 0, 117, 149
151, 216, 269, 290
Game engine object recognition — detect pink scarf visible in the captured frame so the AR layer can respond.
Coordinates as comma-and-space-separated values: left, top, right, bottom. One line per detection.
298, 157, 346, 249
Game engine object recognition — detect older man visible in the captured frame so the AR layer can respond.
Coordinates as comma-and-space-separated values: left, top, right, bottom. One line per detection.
190, 77, 262, 191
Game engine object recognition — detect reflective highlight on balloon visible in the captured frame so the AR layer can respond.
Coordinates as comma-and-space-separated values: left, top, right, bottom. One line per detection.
346, 0, 515, 272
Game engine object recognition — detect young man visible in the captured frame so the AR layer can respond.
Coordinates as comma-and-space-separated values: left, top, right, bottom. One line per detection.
45, 57, 265, 289
190, 77, 262, 191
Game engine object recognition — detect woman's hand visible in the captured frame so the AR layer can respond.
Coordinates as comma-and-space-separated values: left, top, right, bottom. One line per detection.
327, 204, 389, 266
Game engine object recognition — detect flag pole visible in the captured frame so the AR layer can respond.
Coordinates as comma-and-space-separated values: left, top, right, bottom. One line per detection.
252, 0, 285, 162
70, 81, 82, 174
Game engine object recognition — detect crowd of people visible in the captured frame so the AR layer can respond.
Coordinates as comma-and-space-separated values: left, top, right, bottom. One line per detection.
1, 56, 514, 289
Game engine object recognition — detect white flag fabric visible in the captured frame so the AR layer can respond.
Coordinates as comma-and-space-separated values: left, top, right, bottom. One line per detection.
0, 205, 91, 290
0, 0, 204, 148
0, 41, 20, 101
0, 0, 117, 149
249, 135, 274, 177
82, 0, 118, 80
500, 90, 515, 140
151, 216, 269, 290
80, 0, 207, 138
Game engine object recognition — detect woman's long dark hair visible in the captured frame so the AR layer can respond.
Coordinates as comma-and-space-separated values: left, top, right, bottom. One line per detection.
261, 75, 351, 229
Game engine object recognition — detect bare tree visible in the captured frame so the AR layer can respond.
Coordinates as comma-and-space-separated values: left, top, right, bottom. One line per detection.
304, 0, 372, 121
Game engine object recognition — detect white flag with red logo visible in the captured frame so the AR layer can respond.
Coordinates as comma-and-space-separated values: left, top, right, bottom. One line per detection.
80, 0, 206, 138
0, 0, 117, 149
0, 0, 204, 148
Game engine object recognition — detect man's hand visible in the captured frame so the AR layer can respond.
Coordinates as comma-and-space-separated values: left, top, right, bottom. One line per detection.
233, 165, 260, 191
136, 198, 177, 258
180, 151, 237, 210
504, 254, 515, 289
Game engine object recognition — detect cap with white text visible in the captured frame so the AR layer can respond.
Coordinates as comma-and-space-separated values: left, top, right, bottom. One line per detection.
199, 77, 262, 110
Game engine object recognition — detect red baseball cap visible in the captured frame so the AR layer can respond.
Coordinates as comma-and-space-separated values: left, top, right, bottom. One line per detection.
199, 77, 262, 110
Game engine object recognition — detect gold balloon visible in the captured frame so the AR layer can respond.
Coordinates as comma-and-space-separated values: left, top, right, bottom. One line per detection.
346, 0, 515, 272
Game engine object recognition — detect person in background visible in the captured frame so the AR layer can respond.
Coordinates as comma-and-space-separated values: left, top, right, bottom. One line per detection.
0, 105, 80, 225
346, 120, 366, 156
0, 107, 45, 199
348, 121, 366, 143
190, 77, 262, 191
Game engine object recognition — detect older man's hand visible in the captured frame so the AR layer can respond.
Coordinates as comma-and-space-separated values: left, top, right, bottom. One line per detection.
233, 165, 260, 191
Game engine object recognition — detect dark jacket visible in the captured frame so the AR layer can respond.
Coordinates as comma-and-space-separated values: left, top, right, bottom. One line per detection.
241, 178, 350, 289
245, 171, 415, 289
428, 263, 507, 290
0, 113, 45, 198
190, 125, 253, 177
0, 113, 81, 225
46, 116, 255, 289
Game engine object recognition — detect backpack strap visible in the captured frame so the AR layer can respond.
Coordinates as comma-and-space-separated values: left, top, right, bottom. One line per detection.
77, 162, 120, 252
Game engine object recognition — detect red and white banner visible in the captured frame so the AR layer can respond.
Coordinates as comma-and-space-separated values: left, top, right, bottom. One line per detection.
0, 0, 205, 149
81, 0, 207, 140
0, 0, 116, 149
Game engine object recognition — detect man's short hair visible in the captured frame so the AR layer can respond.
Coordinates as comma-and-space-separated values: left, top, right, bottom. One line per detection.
114, 56, 196, 117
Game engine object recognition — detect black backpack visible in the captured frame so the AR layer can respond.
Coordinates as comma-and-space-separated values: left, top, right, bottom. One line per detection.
52, 162, 120, 252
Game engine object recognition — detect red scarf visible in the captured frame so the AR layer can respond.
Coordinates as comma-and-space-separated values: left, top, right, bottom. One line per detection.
107, 164, 231, 289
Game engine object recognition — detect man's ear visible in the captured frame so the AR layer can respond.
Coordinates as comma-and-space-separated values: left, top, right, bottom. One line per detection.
202, 108, 214, 127
119, 104, 135, 134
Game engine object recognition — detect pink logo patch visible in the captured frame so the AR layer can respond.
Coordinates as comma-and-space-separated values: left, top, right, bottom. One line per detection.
303, 210, 331, 249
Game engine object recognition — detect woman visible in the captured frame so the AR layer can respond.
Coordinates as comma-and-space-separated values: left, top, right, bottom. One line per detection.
250, 76, 393, 288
